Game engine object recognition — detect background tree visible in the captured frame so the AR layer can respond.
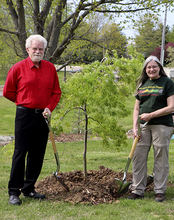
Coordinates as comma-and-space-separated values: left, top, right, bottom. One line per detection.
61, 16, 127, 64
0, 0, 173, 70
134, 14, 163, 58
150, 42, 174, 65
60, 14, 106, 64
166, 24, 174, 43
101, 22, 127, 58
166, 46, 174, 67
0, 32, 20, 80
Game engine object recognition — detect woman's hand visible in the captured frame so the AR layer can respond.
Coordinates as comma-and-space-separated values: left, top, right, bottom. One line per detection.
141, 113, 152, 122
133, 125, 139, 138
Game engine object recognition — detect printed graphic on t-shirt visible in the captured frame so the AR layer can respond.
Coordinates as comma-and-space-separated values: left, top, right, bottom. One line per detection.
139, 86, 163, 97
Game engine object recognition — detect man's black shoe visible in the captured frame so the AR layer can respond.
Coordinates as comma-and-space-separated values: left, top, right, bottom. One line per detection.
9, 195, 21, 205
23, 190, 45, 200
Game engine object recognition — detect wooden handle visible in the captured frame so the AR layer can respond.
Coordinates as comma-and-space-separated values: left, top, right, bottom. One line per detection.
129, 137, 139, 159
49, 131, 57, 154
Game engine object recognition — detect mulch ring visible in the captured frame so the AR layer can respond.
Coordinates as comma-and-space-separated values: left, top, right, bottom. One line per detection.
35, 166, 174, 205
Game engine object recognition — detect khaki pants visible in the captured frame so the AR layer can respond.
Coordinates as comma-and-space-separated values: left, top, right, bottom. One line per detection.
131, 124, 173, 196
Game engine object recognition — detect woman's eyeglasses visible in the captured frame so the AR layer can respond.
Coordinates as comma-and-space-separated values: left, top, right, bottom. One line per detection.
146, 65, 159, 70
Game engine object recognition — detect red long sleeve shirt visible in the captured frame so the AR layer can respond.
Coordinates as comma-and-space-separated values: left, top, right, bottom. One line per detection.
3, 57, 61, 112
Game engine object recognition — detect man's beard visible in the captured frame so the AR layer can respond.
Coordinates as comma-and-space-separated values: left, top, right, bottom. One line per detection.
32, 54, 43, 62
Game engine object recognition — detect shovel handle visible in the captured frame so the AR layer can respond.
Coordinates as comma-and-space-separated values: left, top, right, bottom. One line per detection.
50, 130, 60, 172
44, 113, 60, 172
128, 120, 148, 159
45, 113, 57, 154
129, 136, 139, 159
49, 130, 57, 154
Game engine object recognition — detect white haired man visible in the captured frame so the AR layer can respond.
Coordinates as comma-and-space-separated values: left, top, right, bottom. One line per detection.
3, 34, 61, 205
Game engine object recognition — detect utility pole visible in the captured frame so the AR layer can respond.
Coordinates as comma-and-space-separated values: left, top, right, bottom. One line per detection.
160, 4, 167, 66
63, 0, 68, 83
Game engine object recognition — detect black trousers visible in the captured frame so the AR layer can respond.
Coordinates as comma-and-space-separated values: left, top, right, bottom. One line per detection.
8, 107, 49, 196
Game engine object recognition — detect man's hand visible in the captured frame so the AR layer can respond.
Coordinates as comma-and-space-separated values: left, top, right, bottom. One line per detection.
43, 108, 51, 118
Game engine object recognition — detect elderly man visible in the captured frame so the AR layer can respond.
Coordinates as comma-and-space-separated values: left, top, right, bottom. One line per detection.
3, 34, 61, 205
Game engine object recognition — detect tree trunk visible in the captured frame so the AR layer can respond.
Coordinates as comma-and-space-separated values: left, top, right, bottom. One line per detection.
83, 103, 88, 182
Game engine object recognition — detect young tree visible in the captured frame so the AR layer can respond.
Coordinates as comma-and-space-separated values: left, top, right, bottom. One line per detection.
53, 46, 144, 181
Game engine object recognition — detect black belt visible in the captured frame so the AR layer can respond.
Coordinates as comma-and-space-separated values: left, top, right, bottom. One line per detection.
17, 106, 44, 114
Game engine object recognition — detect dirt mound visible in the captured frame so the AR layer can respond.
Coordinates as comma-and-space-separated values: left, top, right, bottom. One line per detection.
35, 166, 158, 205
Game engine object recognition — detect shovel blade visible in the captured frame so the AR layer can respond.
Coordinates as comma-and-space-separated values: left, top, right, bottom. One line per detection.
119, 181, 132, 193
115, 178, 123, 190
115, 178, 132, 193
53, 171, 70, 192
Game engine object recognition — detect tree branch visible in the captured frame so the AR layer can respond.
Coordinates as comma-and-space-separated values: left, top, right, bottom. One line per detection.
6, 0, 18, 30
56, 58, 89, 72
46, 1, 66, 58
60, 107, 85, 121
7, 34, 24, 58
0, 28, 19, 36
71, 118, 86, 133
49, 0, 105, 62
74, 35, 114, 55
33, 0, 54, 35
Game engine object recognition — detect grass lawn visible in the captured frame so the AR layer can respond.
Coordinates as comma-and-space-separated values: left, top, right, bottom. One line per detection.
0, 76, 5, 85
1, 88, 174, 219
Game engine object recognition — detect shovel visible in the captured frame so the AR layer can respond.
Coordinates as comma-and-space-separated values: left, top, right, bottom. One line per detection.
45, 114, 69, 191
115, 118, 148, 193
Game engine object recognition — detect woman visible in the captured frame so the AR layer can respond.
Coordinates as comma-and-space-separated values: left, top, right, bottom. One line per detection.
128, 56, 174, 202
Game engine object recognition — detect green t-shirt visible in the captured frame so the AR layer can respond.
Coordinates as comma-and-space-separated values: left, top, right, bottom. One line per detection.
136, 75, 174, 126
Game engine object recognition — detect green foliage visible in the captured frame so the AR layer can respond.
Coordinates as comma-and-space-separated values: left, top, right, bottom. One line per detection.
0, 33, 21, 79
101, 22, 127, 58
134, 14, 163, 58
166, 24, 174, 43
53, 48, 144, 148
166, 46, 174, 67
61, 16, 127, 64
